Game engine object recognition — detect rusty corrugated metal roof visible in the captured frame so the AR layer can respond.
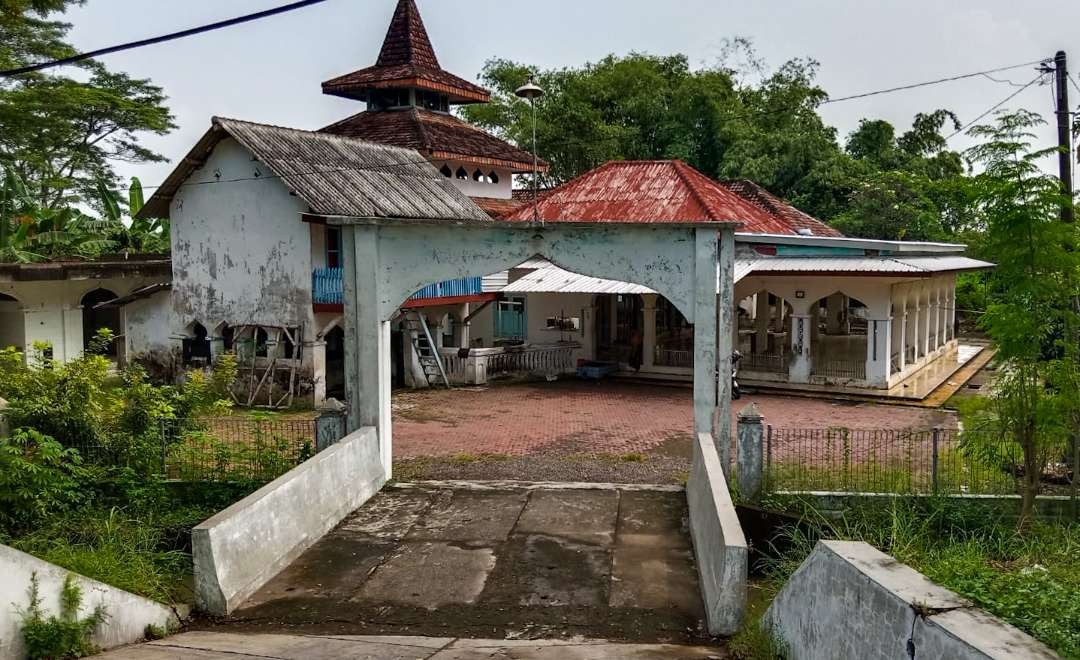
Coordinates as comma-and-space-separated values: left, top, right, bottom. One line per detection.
724, 180, 843, 237
139, 117, 490, 223
499, 161, 802, 231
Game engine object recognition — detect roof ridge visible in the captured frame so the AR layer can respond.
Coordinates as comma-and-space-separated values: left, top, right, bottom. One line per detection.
670, 160, 722, 221
212, 116, 429, 161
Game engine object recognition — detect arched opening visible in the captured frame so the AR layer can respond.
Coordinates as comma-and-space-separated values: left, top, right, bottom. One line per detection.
736, 290, 793, 376
214, 322, 235, 353
81, 288, 120, 356
182, 321, 212, 366
488, 171, 499, 185
0, 292, 24, 352
471, 169, 484, 183
439, 164, 452, 178
455, 167, 468, 180
809, 291, 868, 381
325, 326, 345, 400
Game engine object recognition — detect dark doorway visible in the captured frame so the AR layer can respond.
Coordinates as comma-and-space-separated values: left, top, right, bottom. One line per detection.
326, 326, 345, 399
81, 289, 120, 356
595, 293, 643, 366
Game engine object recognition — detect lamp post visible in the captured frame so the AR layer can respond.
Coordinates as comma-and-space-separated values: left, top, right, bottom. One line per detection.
515, 76, 543, 222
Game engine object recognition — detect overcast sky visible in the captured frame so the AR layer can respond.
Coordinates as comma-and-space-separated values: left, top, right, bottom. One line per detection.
62, 0, 1079, 189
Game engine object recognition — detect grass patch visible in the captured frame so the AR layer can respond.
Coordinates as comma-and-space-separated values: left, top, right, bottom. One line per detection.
619, 452, 646, 463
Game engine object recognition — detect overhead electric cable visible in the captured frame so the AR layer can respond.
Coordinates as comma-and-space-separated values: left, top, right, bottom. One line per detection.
0, 0, 334, 77
945, 73, 1046, 140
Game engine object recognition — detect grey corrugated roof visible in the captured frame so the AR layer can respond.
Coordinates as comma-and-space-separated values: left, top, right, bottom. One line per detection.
745, 256, 994, 275
502, 259, 655, 295
140, 117, 489, 223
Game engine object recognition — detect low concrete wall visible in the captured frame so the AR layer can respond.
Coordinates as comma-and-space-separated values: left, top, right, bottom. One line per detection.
686, 432, 748, 636
192, 426, 385, 615
0, 545, 178, 660
765, 540, 1058, 659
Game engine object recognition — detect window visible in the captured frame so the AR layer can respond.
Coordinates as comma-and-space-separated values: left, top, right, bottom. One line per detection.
440, 164, 453, 178
182, 322, 212, 365
472, 169, 484, 182
488, 171, 500, 185
456, 167, 468, 180
325, 226, 342, 269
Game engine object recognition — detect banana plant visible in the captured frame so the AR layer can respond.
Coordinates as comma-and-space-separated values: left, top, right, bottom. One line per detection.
97, 177, 169, 254
0, 167, 43, 263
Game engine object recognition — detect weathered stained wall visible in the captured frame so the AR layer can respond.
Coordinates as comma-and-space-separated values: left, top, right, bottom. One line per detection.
123, 291, 174, 358
0, 298, 23, 350
469, 291, 594, 360
765, 540, 1058, 660
169, 137, 313, 332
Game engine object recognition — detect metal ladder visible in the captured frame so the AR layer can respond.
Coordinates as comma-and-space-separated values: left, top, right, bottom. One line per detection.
400, 310, 451, 389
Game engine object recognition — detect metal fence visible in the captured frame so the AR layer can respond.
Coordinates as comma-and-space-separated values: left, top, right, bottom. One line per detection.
809, 357, 867, 380
742, 351, 788, 374
67, 416, 333, 483
762, 426, 1078, 496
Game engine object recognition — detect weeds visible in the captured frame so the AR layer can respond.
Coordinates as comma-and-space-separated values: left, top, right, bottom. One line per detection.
20, 573, 106, 660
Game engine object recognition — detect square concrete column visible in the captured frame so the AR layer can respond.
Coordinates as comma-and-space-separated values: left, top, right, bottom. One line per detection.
772, 297, 786, 332
693, 229, 720, 452
908, 302, 920, 362
642, 293, 658, 369
715, 227, 736, 473
754, 292, 769, 354
736, 402, 764, 502
787, 314, 812, 383
459, 302, 471, 347
897, 299, 907, 373
310, 339, 327, 405
344, 225, 393, 476
865, 317, 891, 387
921, 288, 932, 358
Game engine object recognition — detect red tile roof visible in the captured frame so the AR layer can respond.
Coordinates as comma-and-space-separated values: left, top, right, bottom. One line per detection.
499, 160, 794, 232
321, 0, 490, 104
723, 179, 843, 237
471, 196, 523, 218
320, 108, 548, 172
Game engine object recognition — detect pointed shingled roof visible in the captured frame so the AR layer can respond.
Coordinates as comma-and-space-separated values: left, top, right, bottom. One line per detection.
322, 0, 490, 104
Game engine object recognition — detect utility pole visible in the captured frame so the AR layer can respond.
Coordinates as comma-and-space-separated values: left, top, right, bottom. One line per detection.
1054, 50, 1074, 223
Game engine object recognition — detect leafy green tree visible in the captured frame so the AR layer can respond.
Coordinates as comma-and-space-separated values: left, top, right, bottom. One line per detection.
98, 177, 169, 254
0, 1, 175, 208
958, 110, 1079, 528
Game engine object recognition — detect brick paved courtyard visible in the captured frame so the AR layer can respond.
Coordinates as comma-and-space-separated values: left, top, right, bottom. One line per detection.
392, 380, 956, 459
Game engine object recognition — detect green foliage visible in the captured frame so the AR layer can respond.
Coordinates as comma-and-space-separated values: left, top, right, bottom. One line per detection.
0, 428, 87, 534
20, 573, 106, 660
460, 47, 968, 236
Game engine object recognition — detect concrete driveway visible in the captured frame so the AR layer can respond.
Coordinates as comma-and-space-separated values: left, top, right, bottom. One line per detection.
205, 483, 712, 647
99, 632, 724, 658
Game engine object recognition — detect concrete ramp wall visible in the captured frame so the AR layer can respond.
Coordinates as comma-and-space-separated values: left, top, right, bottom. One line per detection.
686, 432, 748, 636
192, 427, 385, 615
0, 544, 179, 660
765, 540, 1058, 660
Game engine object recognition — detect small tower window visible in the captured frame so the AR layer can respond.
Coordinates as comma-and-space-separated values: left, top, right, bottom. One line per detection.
456, 167, 468, 180
488, 171, 500, 185
440, 164, 452, 178
472, 169, 484, 182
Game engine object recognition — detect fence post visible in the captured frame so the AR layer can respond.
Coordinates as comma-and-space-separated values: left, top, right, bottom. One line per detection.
1072, 434, 1078, 523
736, 403, 765, 503
315, 409, 347, 452
931, 428, 941, 495
766, 424, 773, 493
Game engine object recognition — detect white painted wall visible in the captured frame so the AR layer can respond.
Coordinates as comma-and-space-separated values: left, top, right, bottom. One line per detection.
170, 137, 314, 334
469, 292, 594, 361
0, 277, 161, 363
435, 160, 513, 199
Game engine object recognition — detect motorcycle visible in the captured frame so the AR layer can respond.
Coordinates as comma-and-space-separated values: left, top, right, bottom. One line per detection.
731, 350, 743, 400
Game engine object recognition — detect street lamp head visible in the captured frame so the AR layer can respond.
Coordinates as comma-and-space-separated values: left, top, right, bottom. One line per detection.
515, 76, 544, 101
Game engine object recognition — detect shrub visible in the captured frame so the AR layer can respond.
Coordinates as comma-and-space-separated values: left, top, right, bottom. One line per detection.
20, 573, 106, 660
0, 429, 88, 535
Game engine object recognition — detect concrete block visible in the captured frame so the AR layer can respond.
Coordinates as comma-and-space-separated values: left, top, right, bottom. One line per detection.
735, 403, 764, 502
764, 540, 1059, 660
0, 544, 179, 660
686, 432, 748, 636
192, 426, 385, 615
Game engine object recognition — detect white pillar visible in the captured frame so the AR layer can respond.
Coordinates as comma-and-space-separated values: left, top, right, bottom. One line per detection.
921, 287, 931, 358
311, 339, 327, 404
788, 313, 812, 383
754, 292, 769, 354
865, 317, 891, 387
773, 296, 786, 332
693, 229, 719, 445
897, 297, 908, 373
932, 284, 942, 352
642, 294, 657, 369
459, 302, 471, 347
716, 228, 736, 471
948, 283, 957, 343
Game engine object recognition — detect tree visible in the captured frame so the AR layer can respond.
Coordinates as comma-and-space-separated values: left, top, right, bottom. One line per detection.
958, 110, 1079, 529
98, 177, 169, 254
0, 1, 175, 208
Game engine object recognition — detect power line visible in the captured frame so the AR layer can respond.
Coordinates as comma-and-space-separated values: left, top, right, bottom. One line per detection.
820, 60, 1048, 106
945, 73, 1046, 140
0, 0, 334, 77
